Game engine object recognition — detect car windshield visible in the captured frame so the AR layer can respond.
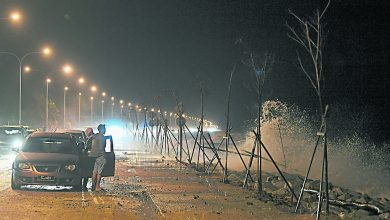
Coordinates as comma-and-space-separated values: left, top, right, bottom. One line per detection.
22, 137, 77, 154
0, 127, 23, 137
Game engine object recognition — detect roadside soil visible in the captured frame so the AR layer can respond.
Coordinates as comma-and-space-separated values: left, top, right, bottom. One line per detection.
0, 148, 335, 219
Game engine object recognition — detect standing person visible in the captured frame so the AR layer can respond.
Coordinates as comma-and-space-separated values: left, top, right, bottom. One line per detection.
81, 127, 94, 190
89, 124, 107, 191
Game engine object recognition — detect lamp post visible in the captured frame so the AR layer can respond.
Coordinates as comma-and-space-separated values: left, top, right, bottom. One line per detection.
120, 100, 124, 117
128, 102, 132, 122
90, 97, 94, 125
63, 86, 69, 128
77, 77, 85, 128
111, 97, 115, 118
78, 92, 82, 127
45, 78, 51, 131
90, 86, 98, 125
0, 47, 51, 124
101, 92, 106, 122
101, 100, 105, 122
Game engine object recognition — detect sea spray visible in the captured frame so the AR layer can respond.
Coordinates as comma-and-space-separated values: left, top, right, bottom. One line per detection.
239, 100, 390, 198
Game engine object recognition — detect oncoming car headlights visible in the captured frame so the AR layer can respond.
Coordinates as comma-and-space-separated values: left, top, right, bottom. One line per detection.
64, 164, 76, 171
17, 162, 31, 170
12, 139, 23, 148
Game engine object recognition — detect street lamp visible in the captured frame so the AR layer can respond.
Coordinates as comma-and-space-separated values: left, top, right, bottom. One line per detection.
45, 78, 51, 131
78, 77, 85, 84
62, 64, 73, 75
0, 46, 52, 125
63, 86, 69, 128
101, 92, 106, 122
78, 92, 82, 127
0, 11, 22, 23
90, 96, 94, 125
111, 97, 115, 118
77, 77, 85, 127
119, 100, 124, 117
9, 11, 21, 23
101, 100, 105, 122
24, 66, 31, 73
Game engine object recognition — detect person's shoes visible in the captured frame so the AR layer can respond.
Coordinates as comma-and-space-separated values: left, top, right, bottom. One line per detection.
82, 186, 88, 191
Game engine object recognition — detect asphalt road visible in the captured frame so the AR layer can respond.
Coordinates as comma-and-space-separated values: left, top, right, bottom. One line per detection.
0, 146, 319, 220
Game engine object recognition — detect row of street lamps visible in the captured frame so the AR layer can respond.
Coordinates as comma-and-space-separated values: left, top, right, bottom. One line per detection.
1, 10, 217, 130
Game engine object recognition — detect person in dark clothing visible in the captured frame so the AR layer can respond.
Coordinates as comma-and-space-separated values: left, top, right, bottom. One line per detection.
81, 127, 94, 190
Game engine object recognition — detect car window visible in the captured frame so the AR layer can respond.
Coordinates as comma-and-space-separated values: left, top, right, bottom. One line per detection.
68, 133, 83, 142
22, 137, 77, 154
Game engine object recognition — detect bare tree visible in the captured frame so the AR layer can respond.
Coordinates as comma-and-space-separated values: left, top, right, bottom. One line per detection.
286, 0, 331, 218
238, 39, 275, 193
286, 0, 330, 113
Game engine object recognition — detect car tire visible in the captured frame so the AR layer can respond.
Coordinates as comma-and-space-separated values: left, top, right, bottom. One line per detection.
11, 172, 21, 190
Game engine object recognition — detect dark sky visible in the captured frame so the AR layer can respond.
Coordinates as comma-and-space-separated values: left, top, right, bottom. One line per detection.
0, 1, 389, 139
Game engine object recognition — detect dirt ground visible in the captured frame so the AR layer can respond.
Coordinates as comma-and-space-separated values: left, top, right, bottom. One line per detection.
0, 148, 335, 220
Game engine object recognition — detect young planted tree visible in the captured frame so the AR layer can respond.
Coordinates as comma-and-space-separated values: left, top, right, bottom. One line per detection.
286, 0, 331, 218
238, 39, 274, 193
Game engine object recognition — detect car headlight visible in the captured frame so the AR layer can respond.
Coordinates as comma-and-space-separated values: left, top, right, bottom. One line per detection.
64, 164, 76, 171
18, 162, 31, 170
12, 140, 23, 148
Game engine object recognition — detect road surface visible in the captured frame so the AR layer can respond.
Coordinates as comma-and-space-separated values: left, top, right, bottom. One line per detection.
0, 146, 321, 220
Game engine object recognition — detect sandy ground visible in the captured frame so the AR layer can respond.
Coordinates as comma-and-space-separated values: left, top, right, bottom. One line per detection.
0, 147, 336, 220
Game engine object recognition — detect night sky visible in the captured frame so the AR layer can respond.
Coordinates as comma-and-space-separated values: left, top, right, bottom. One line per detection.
0, 1, 389, 140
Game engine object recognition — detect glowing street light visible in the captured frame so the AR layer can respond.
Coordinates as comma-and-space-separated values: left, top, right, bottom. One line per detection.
0, 11, 21, 23
62, 64, 73, 75
9, 11, 21, 23
0, 46, 53, 125
91, 85, 97, 92
24, 66, 31, 73
42, 47, 52, 56
45, 78, 51, 130
78, 77, 85, 84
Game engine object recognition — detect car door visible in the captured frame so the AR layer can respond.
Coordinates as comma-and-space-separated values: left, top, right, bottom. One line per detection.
101, 136, 115, 177
80, 136, 115, 177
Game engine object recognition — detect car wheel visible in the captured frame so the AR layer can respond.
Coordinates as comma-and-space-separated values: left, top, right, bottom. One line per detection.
11, 172, 21, 190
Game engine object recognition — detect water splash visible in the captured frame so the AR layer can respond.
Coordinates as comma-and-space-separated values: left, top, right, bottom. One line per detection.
240, 100, 390, 199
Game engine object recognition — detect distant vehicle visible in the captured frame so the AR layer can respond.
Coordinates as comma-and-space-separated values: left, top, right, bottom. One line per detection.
27, 129, 37, 135
11, 132, 115, 190
0, 125, 28, 151
55, 129, 87, 144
